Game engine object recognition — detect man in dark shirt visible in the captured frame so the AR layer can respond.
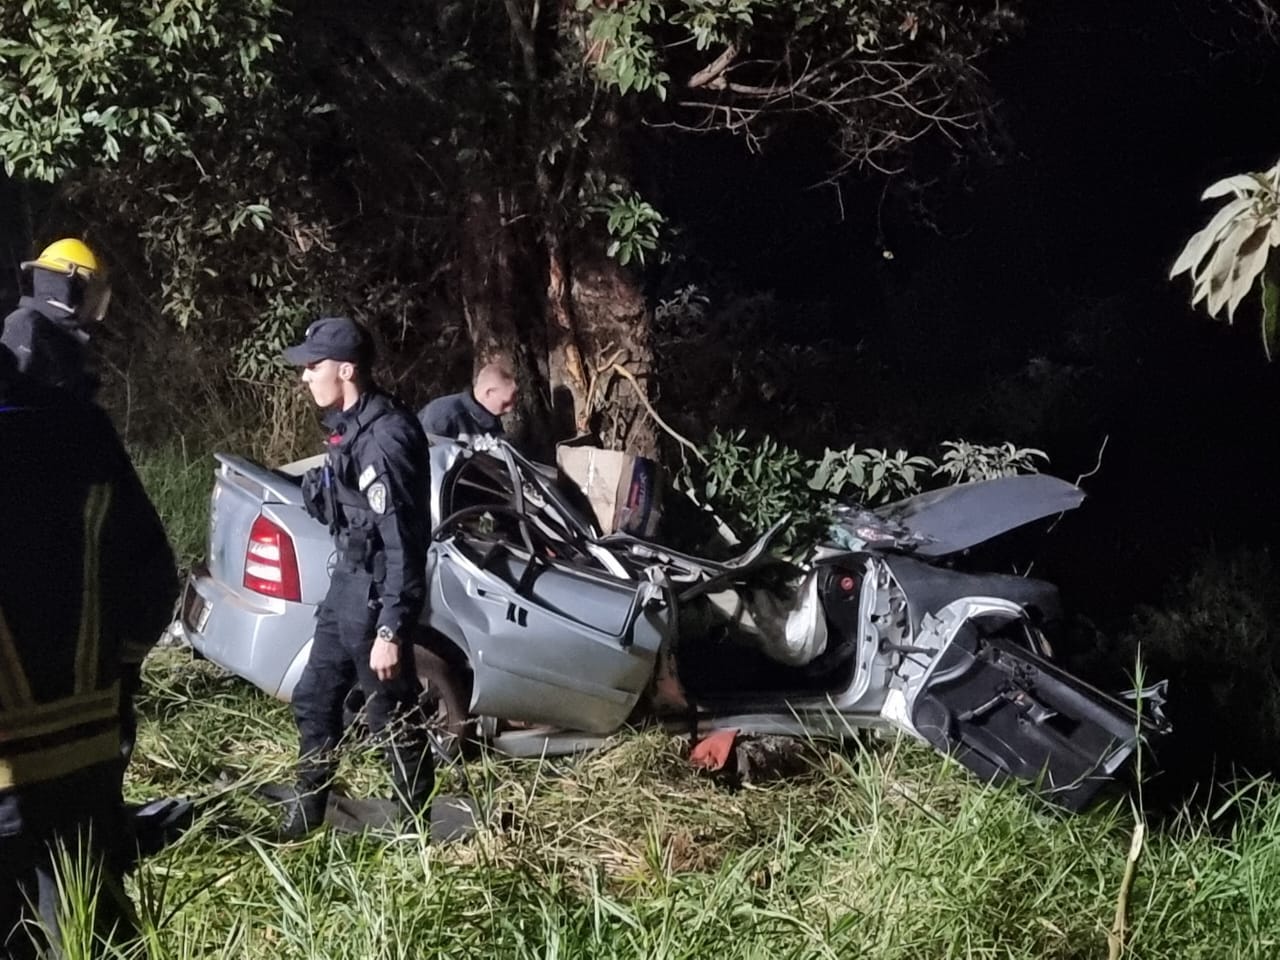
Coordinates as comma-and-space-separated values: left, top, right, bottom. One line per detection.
0, 349, 177, 958
418, 361, 517, 440
275, 316, 435, 839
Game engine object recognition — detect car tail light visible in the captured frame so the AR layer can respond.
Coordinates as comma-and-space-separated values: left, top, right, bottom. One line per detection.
244, 513, 302, 602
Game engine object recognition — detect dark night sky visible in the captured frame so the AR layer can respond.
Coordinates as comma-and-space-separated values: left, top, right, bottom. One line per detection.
648, 1, 1280, 616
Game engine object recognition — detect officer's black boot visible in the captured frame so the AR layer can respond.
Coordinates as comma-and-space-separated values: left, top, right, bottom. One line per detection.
387, 743, 435, 827
275, 781, 330, 840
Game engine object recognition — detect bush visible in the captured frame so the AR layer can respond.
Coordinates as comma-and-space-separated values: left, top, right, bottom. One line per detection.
1119, 547, 1280, 775
130, 440, 216, 573
682, 427, 1050, 553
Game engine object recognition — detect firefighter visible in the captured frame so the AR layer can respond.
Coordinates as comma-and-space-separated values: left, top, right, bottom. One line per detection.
418, 361, 517, 441
275, 316, 435, 839
1, 238, 112, 401
1, 239, 148, 773
0, 349, 178, 958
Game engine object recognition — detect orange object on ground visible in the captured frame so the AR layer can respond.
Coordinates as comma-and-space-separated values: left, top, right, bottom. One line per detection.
689, 728, 739, 771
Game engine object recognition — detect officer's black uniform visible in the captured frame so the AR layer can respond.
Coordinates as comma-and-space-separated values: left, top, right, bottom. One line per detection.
1, 270, 98, 401
418, 389, 504, 440
281, 319, 434, 836
0, 352, 177, 959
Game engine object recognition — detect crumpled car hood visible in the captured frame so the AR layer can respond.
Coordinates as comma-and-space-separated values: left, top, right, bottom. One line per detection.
828, 474, 1086, 558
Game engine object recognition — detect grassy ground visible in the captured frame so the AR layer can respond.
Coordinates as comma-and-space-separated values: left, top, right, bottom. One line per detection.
65, 650, 1268, 960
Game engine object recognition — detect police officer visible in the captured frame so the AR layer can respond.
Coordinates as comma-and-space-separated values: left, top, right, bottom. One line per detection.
276, 316, 435, 839
418, 361, 517, 440
0, 350, 177, 958
1, 238, 111, 402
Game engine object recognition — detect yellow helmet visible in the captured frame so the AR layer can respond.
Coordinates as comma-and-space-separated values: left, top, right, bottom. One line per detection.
21, 238, 101, 278
20, 238, 111, 323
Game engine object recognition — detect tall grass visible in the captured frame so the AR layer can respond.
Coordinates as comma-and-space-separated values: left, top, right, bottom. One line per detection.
26, 652, 1266, 958
129, 439, 214, 572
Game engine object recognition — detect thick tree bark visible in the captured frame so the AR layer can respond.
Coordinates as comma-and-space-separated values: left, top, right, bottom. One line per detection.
460, 0, 658, 458
543, 223, 590, 441
459, 181, 657, 458
458, 188, 553, 453
564, 240, 657, 457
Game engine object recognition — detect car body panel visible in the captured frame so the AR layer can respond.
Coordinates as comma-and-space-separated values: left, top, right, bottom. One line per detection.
429, 544, 667, 733
829, 473, 1086, 558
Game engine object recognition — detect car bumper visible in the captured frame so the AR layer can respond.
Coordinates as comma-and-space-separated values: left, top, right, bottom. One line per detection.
175, 564, 316, 701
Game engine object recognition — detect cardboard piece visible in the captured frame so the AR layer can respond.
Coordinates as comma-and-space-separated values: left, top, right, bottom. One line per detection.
556, 444, 663, 537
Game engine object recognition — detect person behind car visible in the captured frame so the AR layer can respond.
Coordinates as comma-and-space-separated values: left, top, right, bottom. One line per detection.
1, 238, 111, 402
0, 349, 177, 959
275, 316, 435, 839
417, 361, 517, 441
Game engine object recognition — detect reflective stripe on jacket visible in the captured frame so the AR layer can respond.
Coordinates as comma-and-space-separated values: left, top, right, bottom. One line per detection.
0, 364, 176, 805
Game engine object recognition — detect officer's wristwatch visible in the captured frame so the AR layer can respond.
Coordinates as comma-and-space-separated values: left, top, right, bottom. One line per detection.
375, 625, 396, 645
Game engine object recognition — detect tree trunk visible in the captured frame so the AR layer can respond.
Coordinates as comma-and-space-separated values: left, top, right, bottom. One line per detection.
459, 181, 657, 459
563, 238, 657, 457
457, 187, 554, 454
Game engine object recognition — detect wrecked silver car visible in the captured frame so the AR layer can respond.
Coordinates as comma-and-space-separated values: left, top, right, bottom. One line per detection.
175, 437, 1166, 812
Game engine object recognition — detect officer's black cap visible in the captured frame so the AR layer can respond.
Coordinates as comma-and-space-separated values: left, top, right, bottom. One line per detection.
282, 316, 372, 366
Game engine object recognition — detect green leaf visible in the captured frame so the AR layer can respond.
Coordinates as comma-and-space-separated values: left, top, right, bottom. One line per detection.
1262, 270, 1280, 361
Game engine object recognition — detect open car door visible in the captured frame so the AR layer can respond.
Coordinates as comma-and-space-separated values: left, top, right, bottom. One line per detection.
901, 614, 1166, 811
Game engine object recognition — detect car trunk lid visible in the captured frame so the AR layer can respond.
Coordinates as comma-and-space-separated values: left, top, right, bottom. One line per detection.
206, 454, 304, 588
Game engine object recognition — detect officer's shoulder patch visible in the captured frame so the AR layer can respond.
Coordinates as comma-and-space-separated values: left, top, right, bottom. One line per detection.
367, 481, 388, 515
357, 464, 377, 491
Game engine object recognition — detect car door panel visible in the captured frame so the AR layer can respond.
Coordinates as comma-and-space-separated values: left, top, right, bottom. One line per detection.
907, 622, 1154, 811
430, 545, 668, 733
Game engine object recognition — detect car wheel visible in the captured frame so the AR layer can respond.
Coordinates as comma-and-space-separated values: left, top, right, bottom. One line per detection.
415, 646, 471, 762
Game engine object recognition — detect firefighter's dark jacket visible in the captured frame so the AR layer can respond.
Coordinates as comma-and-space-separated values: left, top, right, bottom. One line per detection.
300, 390, 430, 637
0, 354, 177, 832
1, 296, 96, 400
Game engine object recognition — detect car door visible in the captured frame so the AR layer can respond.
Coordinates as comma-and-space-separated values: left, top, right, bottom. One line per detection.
429, 539, 669, 733
897, 602, 1165, 811
426, 445, 670, 734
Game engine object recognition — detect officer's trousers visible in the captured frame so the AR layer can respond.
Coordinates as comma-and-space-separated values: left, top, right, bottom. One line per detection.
290, 571, 434, 806
0, 787, 133, 960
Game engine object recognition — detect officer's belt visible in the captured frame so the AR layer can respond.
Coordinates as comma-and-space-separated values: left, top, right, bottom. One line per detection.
0, 684, 121, 791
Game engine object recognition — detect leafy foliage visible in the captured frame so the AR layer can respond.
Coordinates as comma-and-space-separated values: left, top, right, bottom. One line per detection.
582, 0, 1023, 175
1170, 159, 1280, 356
587, 182, 667, 266
0, 0, 281, 181
1, 0, 1027, 457
687, 429, 1049, 549
934, 439, 1048, 482
811, 444, 934, 503
696, 428, 821, 544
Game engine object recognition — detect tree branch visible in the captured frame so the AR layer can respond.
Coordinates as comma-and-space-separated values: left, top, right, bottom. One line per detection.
504, 0, 538, 81
687, 43, 739, 89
